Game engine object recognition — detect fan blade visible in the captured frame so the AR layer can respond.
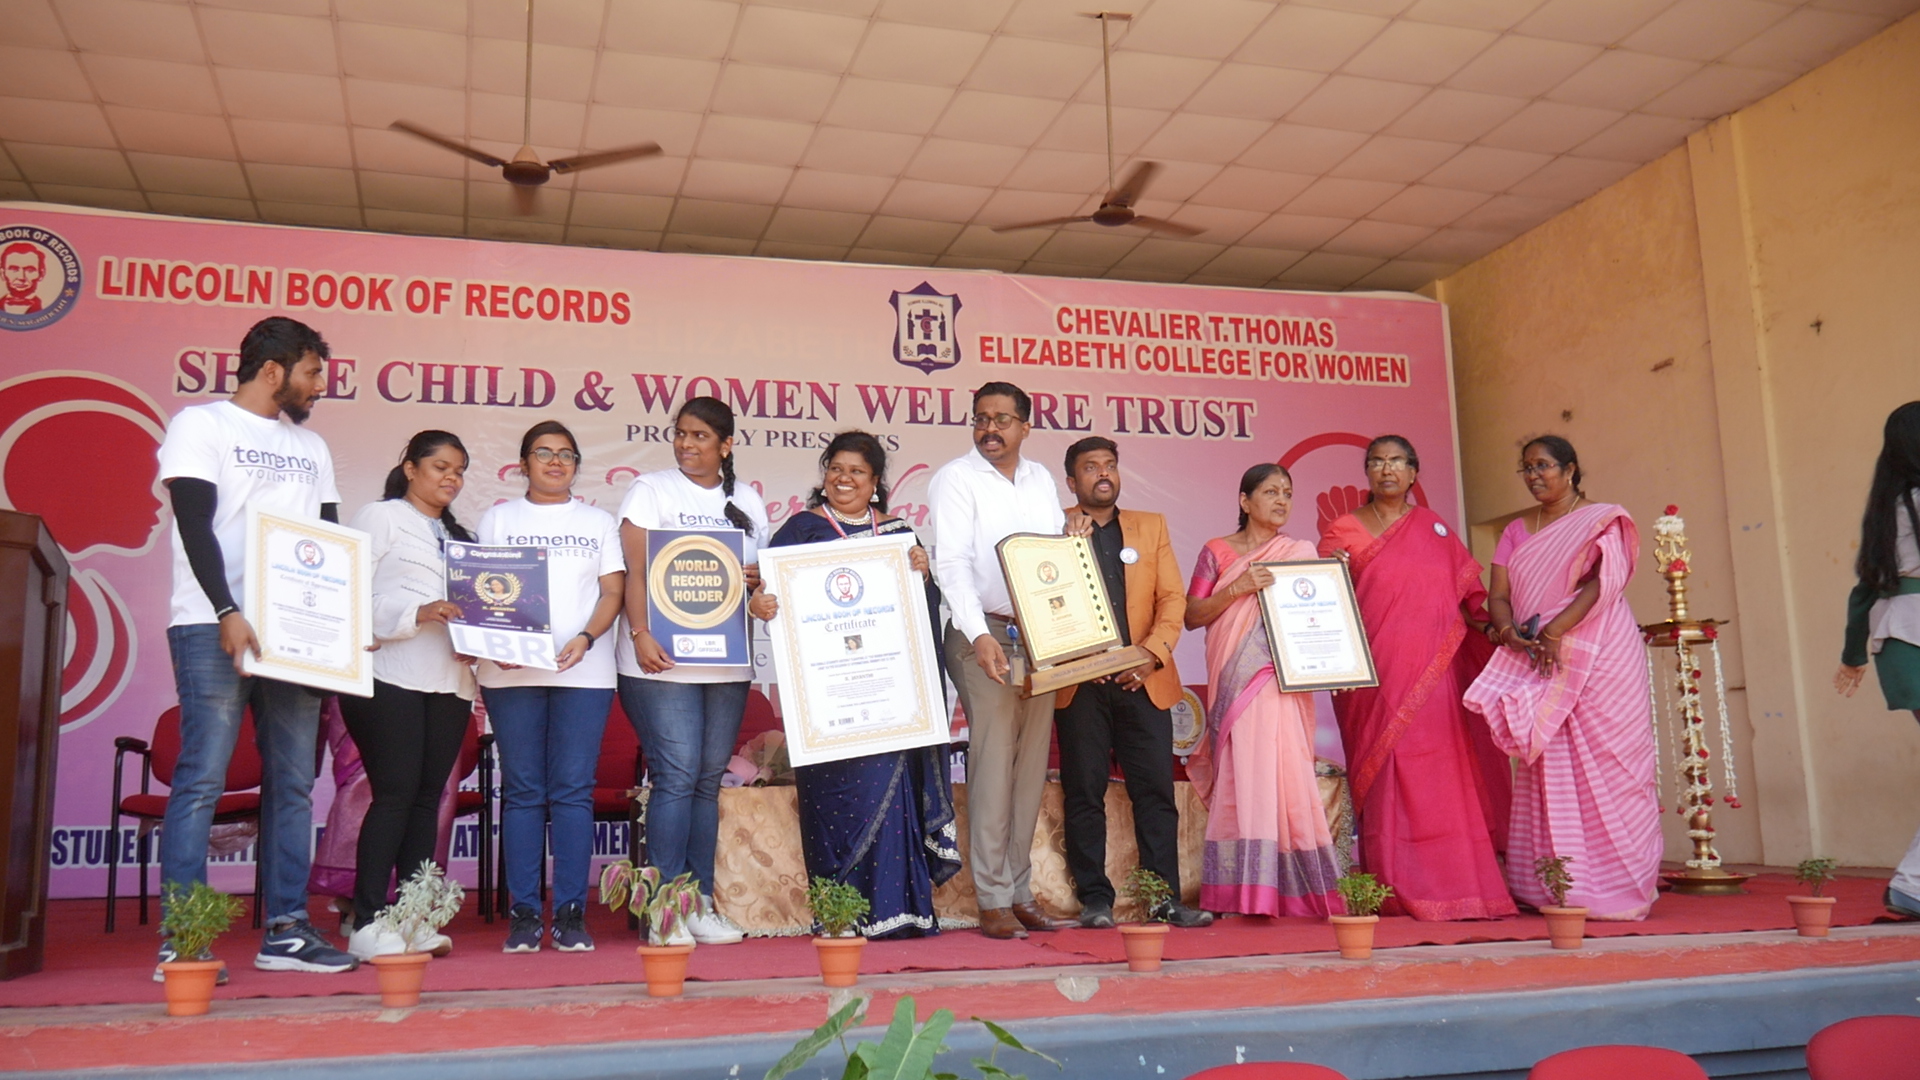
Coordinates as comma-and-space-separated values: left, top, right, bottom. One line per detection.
388, 121, 507, 168
1128, 215, 1204, 237
991, 216, 1097, 233
550, 143, 663, 174
511, 183, 539, 216
1108, 160, 1160, 207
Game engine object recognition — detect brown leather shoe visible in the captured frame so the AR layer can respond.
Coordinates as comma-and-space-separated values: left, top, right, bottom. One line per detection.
1010, 900, 1077, 932
978, 907, 1029, 939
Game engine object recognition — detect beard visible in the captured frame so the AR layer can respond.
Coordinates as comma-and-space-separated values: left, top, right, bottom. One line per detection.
274, 382, 312, 424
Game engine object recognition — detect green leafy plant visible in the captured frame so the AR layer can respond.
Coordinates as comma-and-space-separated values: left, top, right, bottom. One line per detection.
764, 996, 1060, 1080
1123, 867, 1173, 923
600, 861, 699, 945
1795, 858, 1839, 898
371, 862, 464, 950
1335, 871, 1393, 917
805, 876, 871, 939
1534, 855, 1577, 908
159, 880, 243, 959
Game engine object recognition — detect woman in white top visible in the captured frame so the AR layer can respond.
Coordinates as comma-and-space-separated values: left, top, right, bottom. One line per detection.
341, 430, 477, 961
618, 397, 770, 945
478, 421, 626, 955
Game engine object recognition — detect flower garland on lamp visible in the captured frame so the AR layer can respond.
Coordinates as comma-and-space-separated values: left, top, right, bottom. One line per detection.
1641, 505, 1748, 895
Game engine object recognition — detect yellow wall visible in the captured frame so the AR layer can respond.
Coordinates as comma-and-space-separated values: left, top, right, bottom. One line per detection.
1437, 12, 1920, 867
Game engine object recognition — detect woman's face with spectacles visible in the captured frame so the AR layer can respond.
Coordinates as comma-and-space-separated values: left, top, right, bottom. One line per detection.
1363, 441, 1416, 501
971, 393, 1029, 465
524, 433, 578, 499
1517, 444, 1571, 504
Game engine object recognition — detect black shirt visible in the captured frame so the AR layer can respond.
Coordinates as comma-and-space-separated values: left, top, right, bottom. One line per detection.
1088, 512, 1131, 646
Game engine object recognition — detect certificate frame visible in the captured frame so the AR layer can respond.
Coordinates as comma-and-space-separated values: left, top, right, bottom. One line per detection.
1254, 556, 1379, 692
241, 508, 373, 697
995, 532, 1151, 696
760, 533, 948, 768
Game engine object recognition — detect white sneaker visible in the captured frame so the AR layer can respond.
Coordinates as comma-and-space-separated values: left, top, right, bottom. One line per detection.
347, 923, 408, 961
686, 896, 744, 945
407, 926, 453, 957
653, 915, 695, 947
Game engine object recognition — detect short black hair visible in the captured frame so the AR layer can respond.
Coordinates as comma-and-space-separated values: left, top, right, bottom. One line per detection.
236, 317, 329, 384
1064, 436, 1118, 475
973, 381, 1031, 422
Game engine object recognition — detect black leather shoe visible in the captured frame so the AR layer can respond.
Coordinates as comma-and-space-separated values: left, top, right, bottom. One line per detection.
1157, 902, 1215, 929
1077, 899, 1115, 929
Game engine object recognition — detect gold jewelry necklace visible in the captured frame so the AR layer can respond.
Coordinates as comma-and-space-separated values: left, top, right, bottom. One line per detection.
1368, 500, 1407, 530
1534, 493, 1581, 533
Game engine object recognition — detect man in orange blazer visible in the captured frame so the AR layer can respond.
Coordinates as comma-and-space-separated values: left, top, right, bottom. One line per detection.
1055, 437, 1212, 928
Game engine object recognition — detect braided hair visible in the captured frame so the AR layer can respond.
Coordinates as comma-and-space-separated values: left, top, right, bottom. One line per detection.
676, 396, 754, 532
807, 431, 891, 512
382, 429, 475, 542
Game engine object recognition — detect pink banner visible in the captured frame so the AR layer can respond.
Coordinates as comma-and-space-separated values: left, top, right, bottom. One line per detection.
2, 204, 1456, 899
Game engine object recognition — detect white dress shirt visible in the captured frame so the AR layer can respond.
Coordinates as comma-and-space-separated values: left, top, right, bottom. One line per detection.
928, 446, 1066, 643
351, 498, 476, 699
1870, 488, 1920, 653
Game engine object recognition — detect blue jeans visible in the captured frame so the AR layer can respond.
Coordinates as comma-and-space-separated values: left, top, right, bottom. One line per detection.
484, 684, 612, 912
161, 624, 324, 927
618, 677, 747, 894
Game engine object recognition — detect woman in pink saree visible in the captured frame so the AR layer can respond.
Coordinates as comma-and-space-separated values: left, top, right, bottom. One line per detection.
1465, 436, 1661, 921
1319, 435, 1515, 921
1185, 463, 1342, 917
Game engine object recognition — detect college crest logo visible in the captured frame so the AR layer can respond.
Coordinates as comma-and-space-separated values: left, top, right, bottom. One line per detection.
0, 225, 81, 332
890, 281, 961, 375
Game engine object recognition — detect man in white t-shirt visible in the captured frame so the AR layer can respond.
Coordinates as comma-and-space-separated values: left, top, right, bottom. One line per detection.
155, 317, 356, 978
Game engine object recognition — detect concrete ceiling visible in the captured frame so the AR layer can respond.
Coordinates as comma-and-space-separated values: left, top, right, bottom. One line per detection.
2, 0, 1912, 291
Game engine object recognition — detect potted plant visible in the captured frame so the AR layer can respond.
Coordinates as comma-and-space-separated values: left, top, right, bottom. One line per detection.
1118, 867, 1174, 973
1536, 855, 1587, 949
1788, 858, 1840, 937
601, 860, 700, 996
805, 876, 871, 987
1330, 871, 1392, 960
156, 880, 243, 1017
364, 864, 463, 1008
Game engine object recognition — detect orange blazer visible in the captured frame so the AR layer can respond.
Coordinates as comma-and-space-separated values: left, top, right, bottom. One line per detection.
1054, 506, 1186, 711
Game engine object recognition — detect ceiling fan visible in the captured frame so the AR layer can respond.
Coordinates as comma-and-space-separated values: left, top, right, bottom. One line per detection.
388, 0, 661, 214
994, 12, 1200, 237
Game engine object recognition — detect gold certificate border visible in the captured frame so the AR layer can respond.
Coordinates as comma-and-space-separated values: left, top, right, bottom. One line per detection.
647, 532, 746, 630
994, 533, 1121, 667
1254, 557, 1379, 692
245, 509, 371, 693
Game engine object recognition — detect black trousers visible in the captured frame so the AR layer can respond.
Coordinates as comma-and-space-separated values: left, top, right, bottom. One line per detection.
1053, 679, 1181, 905
337, 680, 471, 925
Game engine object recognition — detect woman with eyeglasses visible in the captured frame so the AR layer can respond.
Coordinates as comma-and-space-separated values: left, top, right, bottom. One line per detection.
617, 397, 770, 945
340, 430, 478, 960
1317, 435, 1514, 921
479, 421, 626, 954
1464, 436, 1660, 920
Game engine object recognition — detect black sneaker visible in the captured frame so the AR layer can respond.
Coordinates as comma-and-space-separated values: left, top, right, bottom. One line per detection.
253, 920, 358, 973
503, 906, 543, 953
153, 939, 229, 985
1077, 899, 1116, 929
1155, 901, 1216, 929
551, 903, 595, 952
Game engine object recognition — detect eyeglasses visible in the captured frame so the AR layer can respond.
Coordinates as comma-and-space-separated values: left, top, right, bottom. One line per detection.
1365, 456, 1412, 471
529, 448, 579, 465
971, 413, 1023, 430
1516, 462, 1562, 477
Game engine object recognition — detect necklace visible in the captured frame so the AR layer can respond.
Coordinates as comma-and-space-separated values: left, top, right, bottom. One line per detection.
1368, 500, 1408, 531
824, 504, 875, 538
1534, 493, 1582, 533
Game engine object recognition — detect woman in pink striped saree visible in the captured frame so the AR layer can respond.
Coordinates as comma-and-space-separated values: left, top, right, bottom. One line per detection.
1185, 463, 1343, 917
1465, 437, 1661, 921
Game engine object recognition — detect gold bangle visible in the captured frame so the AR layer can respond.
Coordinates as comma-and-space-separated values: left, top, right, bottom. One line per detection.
1538, 629, 1562, 642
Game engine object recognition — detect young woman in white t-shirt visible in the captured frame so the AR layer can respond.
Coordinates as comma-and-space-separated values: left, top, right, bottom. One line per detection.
617, 397, 770, 945
477, 421, 626, 955
341, 430, 477, 962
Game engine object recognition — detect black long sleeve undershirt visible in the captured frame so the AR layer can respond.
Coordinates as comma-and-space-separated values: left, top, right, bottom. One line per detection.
169, 478, 340, 617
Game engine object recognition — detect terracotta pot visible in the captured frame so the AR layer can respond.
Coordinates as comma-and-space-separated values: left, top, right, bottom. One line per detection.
1541, 906, 1588, 950
1787, 895, 1838, 937
812, 936, 867, 987
159, 959, 224, 1017
369, 951, 432, 1008
1118, 922, 1171, 972
636, 942, 697, 997
1329, 915, 1380, 960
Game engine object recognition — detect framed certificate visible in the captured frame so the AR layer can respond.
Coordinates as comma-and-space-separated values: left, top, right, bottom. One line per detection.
760, 533, 948, 768
995, 533, 1153, 696
1253, 557, 1379, 692
646, 528, 749, 665
240, 508, 373, 697
444, 543, 557, 671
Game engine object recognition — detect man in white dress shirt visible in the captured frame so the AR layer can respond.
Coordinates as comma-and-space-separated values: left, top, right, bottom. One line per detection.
929, 381, 1084, 940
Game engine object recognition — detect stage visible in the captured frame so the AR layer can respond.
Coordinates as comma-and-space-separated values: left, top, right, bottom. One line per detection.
4, 870, 1918, 1079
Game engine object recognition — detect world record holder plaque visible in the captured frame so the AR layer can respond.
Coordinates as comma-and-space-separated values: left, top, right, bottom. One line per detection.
994, 533, 1153, 697
645, 528, 749, 665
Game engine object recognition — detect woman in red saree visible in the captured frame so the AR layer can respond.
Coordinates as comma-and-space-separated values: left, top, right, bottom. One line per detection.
1185, 463, 1343, 917
1465, 436, 1660, 921
1318, 435, 1515, 921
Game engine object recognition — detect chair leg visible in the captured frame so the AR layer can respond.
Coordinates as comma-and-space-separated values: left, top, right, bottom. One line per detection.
479, 808, 494, 925
137, 826, 151, 926
104, 813, 121, 933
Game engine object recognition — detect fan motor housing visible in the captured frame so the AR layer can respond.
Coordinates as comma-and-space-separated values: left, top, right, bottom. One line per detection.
502, 161, 552, 186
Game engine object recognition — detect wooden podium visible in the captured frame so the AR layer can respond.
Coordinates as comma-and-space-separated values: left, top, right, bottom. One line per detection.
0, 510, 68, 980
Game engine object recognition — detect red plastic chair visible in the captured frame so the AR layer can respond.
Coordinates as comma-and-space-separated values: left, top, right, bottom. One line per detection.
1187, 1064, 1349, 1079
1806, 1014, 1920, 1079
736, 687, 779, 752
1528, 1046, 1706, 1079
105, 705, 264, 931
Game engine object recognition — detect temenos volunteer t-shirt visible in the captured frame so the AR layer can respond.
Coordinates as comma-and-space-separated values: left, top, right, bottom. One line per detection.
616, 468, 771, 684
157, 400, 340, 628
475, 496, 625, 691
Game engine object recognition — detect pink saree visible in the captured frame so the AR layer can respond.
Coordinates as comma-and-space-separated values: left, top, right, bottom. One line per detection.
1320, 507, 1515, 921
1463, 504, 1661, 921
1188, 533, 1343, 917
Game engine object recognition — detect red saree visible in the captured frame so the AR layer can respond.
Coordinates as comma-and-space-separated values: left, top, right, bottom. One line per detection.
1319, 507, 1515, 920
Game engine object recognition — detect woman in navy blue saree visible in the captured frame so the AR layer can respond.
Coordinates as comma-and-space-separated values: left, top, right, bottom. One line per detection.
751, 432, 960, 938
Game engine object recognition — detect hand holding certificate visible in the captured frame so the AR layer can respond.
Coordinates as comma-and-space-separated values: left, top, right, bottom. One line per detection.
241, 508, 373, 696
1254, 556, 1379, 691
